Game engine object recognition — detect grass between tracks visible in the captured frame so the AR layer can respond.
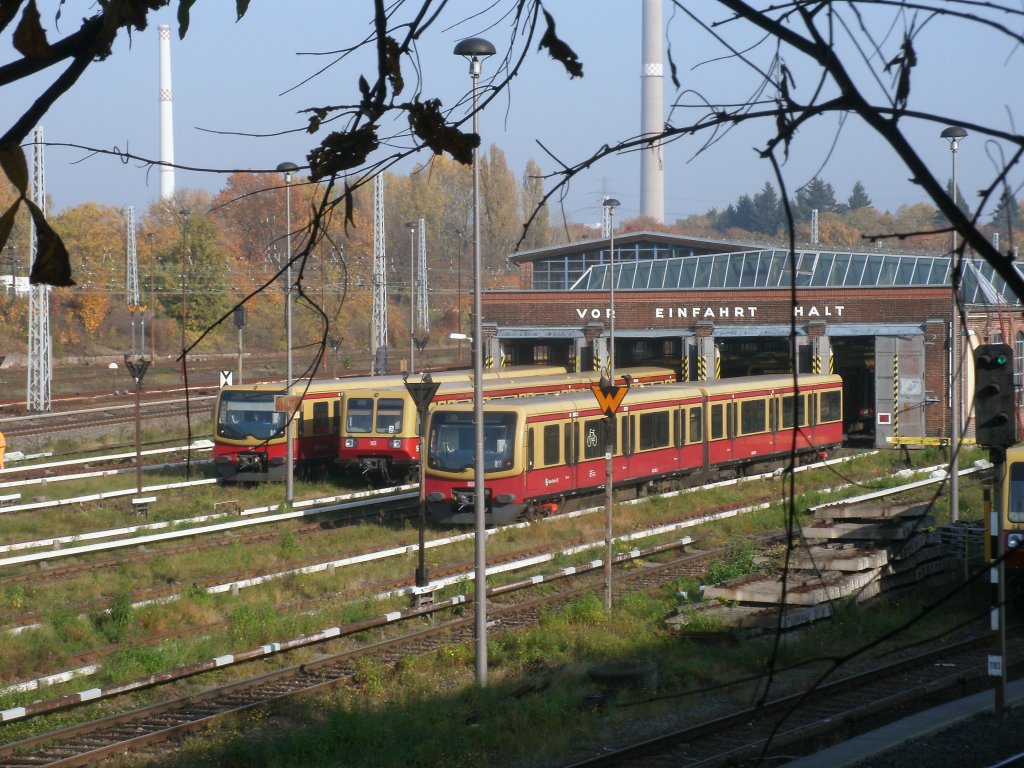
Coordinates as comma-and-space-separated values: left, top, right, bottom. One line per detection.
0, 446, 991, 766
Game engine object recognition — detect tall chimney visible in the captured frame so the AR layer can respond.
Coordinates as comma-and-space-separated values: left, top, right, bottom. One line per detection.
159, 24, 175, 200
640, 0, 665, 223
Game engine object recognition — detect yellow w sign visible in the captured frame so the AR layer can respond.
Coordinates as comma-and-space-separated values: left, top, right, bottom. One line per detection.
591, 383, 629, 417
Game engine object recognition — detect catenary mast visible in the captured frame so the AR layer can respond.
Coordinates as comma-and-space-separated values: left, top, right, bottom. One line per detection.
26, 126, 51, 412
371, 175, 389, 374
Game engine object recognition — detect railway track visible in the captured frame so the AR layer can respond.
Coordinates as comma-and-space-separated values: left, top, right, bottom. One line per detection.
0, 454, 991, 765
0, 545, 710, 766
560, 631, 1019, 768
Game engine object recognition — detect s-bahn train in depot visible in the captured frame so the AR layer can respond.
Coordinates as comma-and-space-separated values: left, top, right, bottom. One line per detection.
212, 366, 677, 483
424, 373, 844, 525
336, 366, 677, 482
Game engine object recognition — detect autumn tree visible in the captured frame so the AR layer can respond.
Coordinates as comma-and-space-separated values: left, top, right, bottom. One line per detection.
519, 160, 551, 252
479, 146, 521, 273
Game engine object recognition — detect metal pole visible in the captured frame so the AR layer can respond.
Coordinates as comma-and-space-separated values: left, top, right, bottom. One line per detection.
134, 376, 143, 493
455, 36, 495, 688
942, 127, 967, 524
602, 197, 619, 613
277, 162, 299, 506
992, 448, 1008, 717
471, 54, 487, 689
605, 412, 614, 612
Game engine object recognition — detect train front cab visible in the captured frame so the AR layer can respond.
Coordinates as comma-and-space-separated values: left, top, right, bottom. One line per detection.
998, 446, 1024, 569
341, 392, 419, 482
213, 386, 289, 481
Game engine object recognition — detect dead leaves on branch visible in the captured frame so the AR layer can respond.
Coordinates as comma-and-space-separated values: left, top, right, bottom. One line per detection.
407, 98, 478, 165
0, 142, 73, 287
11, 0, 51, 58
538, 9, 582, 78
307, 125, 381, 181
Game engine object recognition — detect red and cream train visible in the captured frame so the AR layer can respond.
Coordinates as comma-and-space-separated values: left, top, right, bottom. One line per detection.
212, 366, 676, 483
424, 373, 844, 525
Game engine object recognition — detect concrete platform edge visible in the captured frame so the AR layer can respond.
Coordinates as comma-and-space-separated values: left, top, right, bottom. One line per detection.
783, 680, 1024, 767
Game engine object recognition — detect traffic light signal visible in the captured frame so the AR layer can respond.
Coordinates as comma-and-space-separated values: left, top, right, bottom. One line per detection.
974, 343, 1017, 448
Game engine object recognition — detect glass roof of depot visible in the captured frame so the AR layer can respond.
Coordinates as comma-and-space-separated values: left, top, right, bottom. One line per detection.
569, 249, 1021, 305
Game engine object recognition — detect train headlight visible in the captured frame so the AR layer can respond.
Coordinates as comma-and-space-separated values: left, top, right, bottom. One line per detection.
495, 493, 515, 504
344, 438, 356, 448
1008, 533, 1024, 549
389, 439, 402, 449
214, 455, 232, 464
268, 457, 285, 467
427, 492, 445, 502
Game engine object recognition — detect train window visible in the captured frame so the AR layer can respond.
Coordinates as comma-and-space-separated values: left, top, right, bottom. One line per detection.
740, 399, 766, 435
543, 424, 560, 465
820, 390, 842, 422
710, 403, 724, 440
674, 408, 684, 448
312, 401, 330, 435
427, 412, 475, 472
347, 398, 373, 433
688, 407, 702, 443
727, 402, 737, 439
375, 398, 405, 434
808, 393, 819, 426
780, 395, 794, 429
780, 395, 806, 428
769, 398, 779, 433
639, 411, 670, 450
565, 421, 578, 465
583, 419, 605, 460
1009, 462, 1024, 523
483, 413, 516, 470
528, 427, 535, 470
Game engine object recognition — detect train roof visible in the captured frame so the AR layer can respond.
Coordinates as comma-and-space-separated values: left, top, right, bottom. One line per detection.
215, 365, 576, 398
344, 366, 677, 401
428, 373, 843, 418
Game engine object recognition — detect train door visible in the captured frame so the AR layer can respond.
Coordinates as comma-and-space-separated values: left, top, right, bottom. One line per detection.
706, 398, 736, 466
874, 335, 926, 447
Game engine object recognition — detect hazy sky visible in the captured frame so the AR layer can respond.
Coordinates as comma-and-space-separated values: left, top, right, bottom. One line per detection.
5, 1, 1020, 224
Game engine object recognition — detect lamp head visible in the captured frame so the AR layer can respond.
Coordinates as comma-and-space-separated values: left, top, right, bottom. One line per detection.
454, 37, 495, 77
276, 161, 299, 182
453, 37, 496, 59
603, 197, 621, 210
941, 126, 967, 151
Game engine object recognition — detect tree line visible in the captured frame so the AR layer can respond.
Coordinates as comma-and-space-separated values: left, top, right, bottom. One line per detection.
3, 161, 1020, 363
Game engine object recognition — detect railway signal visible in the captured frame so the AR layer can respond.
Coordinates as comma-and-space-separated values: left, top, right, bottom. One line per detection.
404, 372, 440, 592
591, 379, 629, 417
974, 343, 1017, 448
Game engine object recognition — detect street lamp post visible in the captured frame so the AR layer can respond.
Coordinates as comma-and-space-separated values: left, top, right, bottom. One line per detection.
406, 221, 418, 373
277, 161, 299, 505
941, 126, 967, 524
604, 198, 621, 378
454, 35, 496, 688
602, 197, 620, 614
